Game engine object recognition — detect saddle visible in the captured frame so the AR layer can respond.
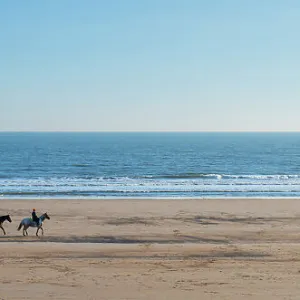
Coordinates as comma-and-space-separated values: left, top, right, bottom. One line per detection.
30, 218, 41, 226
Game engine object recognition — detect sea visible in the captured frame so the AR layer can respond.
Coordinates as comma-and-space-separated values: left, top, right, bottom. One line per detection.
1, 132, 300, 199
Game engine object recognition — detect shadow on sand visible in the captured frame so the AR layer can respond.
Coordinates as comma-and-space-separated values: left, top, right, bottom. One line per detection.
0, 234, 230, 244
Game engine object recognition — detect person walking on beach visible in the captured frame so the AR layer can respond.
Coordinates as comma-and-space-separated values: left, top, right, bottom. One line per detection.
32, 208, 40, 227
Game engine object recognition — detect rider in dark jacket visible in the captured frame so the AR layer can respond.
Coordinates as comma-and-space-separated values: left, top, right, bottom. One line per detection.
32, 209, 40, 227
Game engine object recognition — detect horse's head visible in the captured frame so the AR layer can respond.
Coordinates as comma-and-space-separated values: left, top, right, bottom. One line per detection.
44, 212, 50, 220
7, 215, 12, 223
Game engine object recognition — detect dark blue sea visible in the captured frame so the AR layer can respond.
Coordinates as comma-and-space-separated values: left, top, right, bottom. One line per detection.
1, 132, 300, 199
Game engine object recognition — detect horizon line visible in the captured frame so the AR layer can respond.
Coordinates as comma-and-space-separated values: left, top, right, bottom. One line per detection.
1, 130, 300, 133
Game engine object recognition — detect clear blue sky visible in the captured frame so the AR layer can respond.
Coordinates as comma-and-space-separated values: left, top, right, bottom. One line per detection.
0, 0, 299, 131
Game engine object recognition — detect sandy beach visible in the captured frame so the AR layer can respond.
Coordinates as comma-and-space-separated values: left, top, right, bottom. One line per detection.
1, 198, 300, 299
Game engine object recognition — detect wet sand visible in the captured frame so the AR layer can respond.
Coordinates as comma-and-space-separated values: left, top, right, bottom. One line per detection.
1, 198, 300, 299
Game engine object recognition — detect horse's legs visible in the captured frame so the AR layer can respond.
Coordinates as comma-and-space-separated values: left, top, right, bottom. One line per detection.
0, 224, 6, 235
23, 225, 28, 236
36, 227, 39, 236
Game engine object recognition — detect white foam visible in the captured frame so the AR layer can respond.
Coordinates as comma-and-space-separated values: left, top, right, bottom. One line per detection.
1, 175, 300, 196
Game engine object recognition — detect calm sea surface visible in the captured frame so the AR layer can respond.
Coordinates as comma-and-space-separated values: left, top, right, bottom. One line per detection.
1, 132, 300, 198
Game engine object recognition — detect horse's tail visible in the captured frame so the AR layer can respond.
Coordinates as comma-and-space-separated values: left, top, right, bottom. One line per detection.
17, 221, 23, 231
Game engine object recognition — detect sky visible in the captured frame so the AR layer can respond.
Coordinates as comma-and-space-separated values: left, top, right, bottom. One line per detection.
0, 0, 299, 132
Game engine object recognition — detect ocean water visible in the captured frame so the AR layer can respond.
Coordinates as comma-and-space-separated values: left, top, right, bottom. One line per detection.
1, 132, 300, 199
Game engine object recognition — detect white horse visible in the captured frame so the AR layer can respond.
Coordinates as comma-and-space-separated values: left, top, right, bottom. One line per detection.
17, 212, 50, 236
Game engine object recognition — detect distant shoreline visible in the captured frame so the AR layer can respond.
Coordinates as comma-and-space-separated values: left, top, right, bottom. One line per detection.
2, 131, 300, 133
2, 196, 300, 201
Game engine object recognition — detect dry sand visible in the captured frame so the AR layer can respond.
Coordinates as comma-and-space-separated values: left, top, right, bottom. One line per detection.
1, 198, 300, 299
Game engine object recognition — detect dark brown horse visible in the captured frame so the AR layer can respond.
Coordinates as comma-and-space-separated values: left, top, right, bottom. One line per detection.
0, 215, 12, 235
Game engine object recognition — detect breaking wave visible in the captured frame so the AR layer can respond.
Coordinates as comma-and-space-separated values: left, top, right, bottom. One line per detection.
1, 174, 300, 198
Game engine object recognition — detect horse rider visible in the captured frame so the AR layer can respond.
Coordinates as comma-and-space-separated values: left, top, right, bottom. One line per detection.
32, 208, 40, 227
